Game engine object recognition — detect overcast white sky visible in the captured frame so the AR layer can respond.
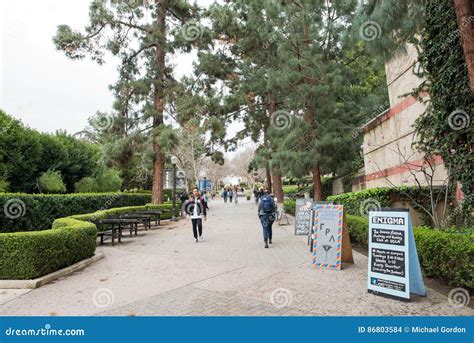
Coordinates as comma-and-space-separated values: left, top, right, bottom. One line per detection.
0, 0, 221, 135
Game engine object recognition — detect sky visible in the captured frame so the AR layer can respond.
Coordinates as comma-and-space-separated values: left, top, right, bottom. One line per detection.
0, 0, 223, 136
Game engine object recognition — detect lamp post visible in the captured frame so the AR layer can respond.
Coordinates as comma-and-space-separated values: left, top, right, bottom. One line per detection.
171, 156, 178, 221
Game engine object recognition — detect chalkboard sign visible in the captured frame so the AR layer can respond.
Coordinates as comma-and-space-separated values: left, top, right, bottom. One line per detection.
368, 209, 426, 300
312, 204, 353, 270
294, 198, 313, 235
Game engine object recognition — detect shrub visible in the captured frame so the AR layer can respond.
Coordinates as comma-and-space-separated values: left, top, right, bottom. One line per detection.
96, 168, 122, 192
38, 170, 67, 194
0, 179, 9, 192
0, 218, 97, 279
75, 177, 99, 193
283, 199, 296, 215
0, 193, 152, 232
326, 188, 392, 216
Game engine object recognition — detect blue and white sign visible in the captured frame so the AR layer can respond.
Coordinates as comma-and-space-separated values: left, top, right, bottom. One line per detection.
368, 209, 426, 300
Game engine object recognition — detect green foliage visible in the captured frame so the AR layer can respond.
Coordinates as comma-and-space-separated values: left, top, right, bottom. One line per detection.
0, 193, 151, 233
326, 188, 392, 216
74, 177, 99, 193
283, 199, 296, 216
414, 0, 474, 215
0, 110, 99, 193
38, 170, 67, 194
95, 168, 122, 192
0, 179, 9, 192
0, 218, 96, 280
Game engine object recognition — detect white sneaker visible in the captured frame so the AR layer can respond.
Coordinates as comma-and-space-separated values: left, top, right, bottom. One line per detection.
195, 238, 198, 243
199, 236, 204, 242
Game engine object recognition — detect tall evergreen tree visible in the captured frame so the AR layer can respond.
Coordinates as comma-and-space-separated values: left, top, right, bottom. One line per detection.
53, 0, 208, 203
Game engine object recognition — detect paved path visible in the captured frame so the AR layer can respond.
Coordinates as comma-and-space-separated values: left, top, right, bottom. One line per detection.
1, 199, 472, 316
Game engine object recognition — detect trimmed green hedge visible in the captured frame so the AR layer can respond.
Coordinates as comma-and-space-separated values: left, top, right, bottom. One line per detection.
0, 202, 175, 279
0, 193, 152, 232
0, 218, 97, 279
326, 188, 393, 216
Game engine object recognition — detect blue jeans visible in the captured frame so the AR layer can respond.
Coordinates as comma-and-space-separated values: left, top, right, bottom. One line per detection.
260, 215, 274, 241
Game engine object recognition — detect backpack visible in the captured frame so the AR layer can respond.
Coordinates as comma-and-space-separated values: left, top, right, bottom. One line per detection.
261, 196, 274, 214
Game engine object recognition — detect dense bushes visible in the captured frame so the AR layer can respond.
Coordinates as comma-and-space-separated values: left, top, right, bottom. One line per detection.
326, 188, 392, 216
0, 218, 97, 279
38, 170, 67, 194
0, 110, 100, 193
0, 193, 152, 232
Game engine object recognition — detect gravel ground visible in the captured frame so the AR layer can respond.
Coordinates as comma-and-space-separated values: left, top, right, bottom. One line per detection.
1, 199, 472, 316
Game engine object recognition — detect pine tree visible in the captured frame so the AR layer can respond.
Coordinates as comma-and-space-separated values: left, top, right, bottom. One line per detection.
53, 0, 207, 203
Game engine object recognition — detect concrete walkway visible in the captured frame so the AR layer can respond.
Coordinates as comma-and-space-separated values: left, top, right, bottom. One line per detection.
1, 199, 472, 316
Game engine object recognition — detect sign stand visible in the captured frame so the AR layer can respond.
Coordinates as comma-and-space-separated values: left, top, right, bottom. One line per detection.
312, 204, 354, 270
367, 209, 426, 301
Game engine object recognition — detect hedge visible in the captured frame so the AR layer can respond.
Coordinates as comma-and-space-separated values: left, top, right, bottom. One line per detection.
0, 202, 175, 280
0, 218, 97, 279
283, 199, 473, 289
0, 193, 152, 232
326, 188, 393, 216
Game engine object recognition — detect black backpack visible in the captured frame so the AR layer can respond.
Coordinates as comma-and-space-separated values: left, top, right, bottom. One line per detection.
261, 196, 274, 214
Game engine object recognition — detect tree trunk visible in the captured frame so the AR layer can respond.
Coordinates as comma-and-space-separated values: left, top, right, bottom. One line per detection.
454, 0, 474, 95
267, 90, 284, 203
272, 165, 285, 203
312, 163, 323, 201
151, 0, 166, 204
266, 167, 272, 193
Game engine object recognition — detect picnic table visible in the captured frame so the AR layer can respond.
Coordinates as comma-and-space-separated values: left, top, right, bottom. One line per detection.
136, 210, 170, 226
92, 218, 140, 246
119, 213, 152, 231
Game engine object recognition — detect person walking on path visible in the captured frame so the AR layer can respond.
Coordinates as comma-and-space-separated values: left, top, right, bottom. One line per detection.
185, 188, 207, 243
222, 188, 228, 203
233, 186, 238, 205
258, 188, 276, 248
229, 187, 233, 203
253, 187, 259, 204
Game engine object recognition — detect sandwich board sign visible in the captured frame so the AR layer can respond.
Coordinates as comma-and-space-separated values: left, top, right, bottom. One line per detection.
367, 209, 426, 301
312, 204, 354, 270
294, 198, 313, 235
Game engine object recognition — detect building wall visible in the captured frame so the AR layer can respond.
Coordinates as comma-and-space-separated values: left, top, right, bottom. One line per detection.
359, 44, 448, 190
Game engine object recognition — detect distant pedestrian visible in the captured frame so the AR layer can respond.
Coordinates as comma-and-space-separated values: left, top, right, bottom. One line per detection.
258, 188, 276, 248
179, 190, 190, 218
229, 188, 233, 203
185, 188, 207, 243
223, 188, 228, 203
233, 186, 238, 205
253, 187, 259, 204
